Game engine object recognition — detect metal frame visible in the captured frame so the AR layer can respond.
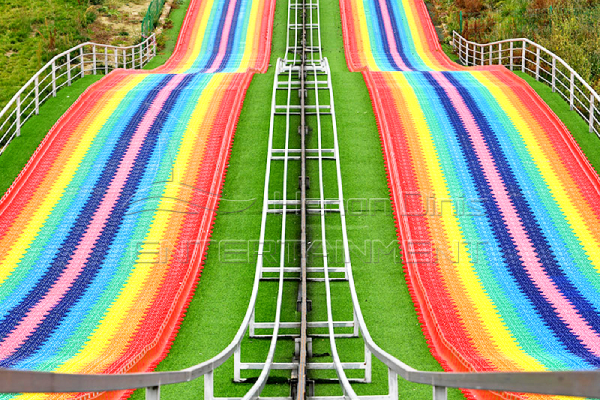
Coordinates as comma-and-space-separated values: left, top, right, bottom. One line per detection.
452, 31, 600, 137
0, 35, 157, 156
4, 8, 600, 400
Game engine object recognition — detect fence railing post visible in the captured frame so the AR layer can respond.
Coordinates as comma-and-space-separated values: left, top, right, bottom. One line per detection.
204, 370, 214, 400
470, 42, 474, 66
552, 57, 556, 92
114, 47, 118, 70
535, 46, 541, 81
590, 94, 595, 133
80, 47, 84, 78
388, 368, 398, 399
51, 59, 57, 97
105, 47, 109, 74
16, 93, 21, 137
364, 343, 372, 383
233, 344, 241, 382
489, 44, 492, 65
570, 72, 575, 110
498, 42, 502, 65
522, 41, 526, 72
93, 45, 97, 74
510, 41, 514, 70
433, 386, 448, 400
145, 386, 160, 400
67, 52, 72, 86
123, 49, 126, 69
480, 45, 484, 66
34, 75, 39, 115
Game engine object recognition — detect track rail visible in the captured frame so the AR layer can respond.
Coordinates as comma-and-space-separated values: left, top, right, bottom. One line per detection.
296, 0, 309, 393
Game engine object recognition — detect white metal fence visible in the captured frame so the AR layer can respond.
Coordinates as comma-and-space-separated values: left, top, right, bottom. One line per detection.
0, 34, 157, 155
452, 31, 600, 138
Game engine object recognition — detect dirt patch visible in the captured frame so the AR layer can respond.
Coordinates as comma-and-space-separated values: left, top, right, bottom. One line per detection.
87, 0, 155, 46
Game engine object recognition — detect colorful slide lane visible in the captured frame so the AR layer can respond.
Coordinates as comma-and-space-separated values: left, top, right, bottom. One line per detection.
0, 0, 274, 398
340, 0, 600, 399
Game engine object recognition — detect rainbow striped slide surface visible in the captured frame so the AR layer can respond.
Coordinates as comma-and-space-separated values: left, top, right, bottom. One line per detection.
340, 0, 600, 398
0, 0, 274, 398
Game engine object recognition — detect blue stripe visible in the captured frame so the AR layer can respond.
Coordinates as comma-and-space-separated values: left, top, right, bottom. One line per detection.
421, 71, 600, 367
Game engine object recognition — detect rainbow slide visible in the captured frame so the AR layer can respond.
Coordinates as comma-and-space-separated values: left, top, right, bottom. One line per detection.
340, 0, 600, 399
0, 0, 274, 398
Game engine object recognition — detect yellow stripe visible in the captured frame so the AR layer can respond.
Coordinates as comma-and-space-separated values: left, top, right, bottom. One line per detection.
239, 0, 260, 71
176, 0, 215, 73
54, 74, 224, 373
473, 71, 600, 273
356, 0, 378, 70
399, 0, 436, 70
393, 72, 545, 370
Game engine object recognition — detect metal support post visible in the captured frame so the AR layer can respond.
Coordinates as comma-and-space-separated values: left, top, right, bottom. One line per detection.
590, 95, 595, 133
145, 386, 160, 400
234, 343, 242, 382
433, 386, 448, 400
498, 43, 502, 65
93, 45, 97, 74
480, 45, 484, 66
364, 343, 372, 383
535, 46, 540, 81
51, 59, 57, 97
67, 52, 72, 86
522, 41, 526, 72
80, 47, 84, 78
552, 57, 556, 92
204, 371, 214, 400
34, 76, 39, 115
570, 72, 575, 110
16, 94, 21, 137
388, 368, 398, 400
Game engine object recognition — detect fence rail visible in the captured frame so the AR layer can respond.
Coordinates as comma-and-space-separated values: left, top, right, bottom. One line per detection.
0, 34, 157, 156
452, 31, 600, 138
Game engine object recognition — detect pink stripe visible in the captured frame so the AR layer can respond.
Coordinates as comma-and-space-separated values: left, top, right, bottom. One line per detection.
205, 0, 239, 73
0, 74, 186, 358
430, 71, 600, 357
376, 0, 409, 70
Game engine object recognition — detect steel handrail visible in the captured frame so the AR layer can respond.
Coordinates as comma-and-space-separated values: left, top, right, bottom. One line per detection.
0, 35, 157, 155
451, 31, 600, 137
0, 35, 156, 120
